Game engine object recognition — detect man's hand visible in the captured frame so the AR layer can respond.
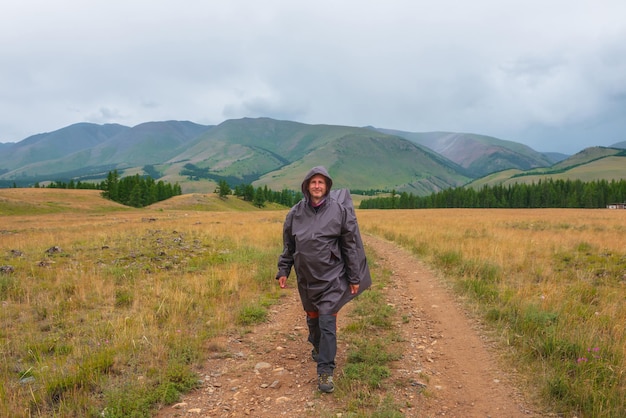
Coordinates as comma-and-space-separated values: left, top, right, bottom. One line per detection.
278, 276, 287, 288
350, 283, 360, 295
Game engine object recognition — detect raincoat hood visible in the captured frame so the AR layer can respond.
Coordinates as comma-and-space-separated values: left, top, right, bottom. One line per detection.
301, 166, 333, 201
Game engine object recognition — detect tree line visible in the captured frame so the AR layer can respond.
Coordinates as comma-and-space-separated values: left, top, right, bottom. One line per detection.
37, 172, 300, 209
37, 170, 182, 208
216, 179, 303, 208
101, 171, 182, 207
358, 179, 626, 209
36, 180, 101, 190
34, 172, 626, 210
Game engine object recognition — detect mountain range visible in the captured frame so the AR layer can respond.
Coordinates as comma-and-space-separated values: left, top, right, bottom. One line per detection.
1, 118, 625, 194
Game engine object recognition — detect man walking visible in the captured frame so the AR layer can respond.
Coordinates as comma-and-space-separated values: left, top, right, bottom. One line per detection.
276, 166, 372, 393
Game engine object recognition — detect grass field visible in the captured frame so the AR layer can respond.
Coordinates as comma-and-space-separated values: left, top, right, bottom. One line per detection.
358, 208, 626, 417
1, 189, 625, 417
1, 190, 289, 416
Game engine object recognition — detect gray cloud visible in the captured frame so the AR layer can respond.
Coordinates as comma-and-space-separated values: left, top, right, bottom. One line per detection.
1, 0, 625, 154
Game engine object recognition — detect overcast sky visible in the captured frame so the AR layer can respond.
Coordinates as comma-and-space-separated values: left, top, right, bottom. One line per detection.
1, 1, 625, 154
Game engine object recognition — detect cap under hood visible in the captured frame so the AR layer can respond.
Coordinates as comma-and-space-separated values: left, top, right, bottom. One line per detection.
301, 166, 333, 201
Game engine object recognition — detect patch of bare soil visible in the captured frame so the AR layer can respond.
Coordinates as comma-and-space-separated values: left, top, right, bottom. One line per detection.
155, 235, 548, 417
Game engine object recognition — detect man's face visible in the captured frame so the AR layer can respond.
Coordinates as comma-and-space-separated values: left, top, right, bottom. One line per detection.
308, 174, 327, 203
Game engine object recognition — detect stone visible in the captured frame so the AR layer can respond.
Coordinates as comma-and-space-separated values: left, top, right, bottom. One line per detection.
254, 362, 272, 370
0, 265, 14, 274
45, 246, 62, 254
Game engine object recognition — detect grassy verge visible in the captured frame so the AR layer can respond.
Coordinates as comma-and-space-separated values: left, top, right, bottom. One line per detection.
358, 209, 626, 418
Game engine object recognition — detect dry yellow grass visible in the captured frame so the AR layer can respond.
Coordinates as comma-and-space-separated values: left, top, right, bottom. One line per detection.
359, 208, 626, 340
0, 197, 287, 417
357, 208, 626, 416
2, 189, 624, 416
0, 188, 129, 215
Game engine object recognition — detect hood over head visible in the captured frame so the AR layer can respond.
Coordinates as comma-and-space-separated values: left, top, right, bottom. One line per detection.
301, 166, 333, 201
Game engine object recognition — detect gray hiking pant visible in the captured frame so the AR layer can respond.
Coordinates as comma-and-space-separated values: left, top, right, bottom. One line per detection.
307, 314, 337, 375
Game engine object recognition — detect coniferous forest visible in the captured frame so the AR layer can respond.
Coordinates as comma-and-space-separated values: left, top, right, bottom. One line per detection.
35, 175, 626, 210
40, 170, 182, 208
358, 179, 626, 209
100, 170, 182, 207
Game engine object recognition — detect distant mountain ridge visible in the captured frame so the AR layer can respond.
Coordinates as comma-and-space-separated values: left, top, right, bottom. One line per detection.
1, 123, 126, 171
372, 128, 555, 177
1, 118, 624, 194
0, 121, 212, 176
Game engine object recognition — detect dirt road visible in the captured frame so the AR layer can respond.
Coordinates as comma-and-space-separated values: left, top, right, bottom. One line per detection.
156, 235, 545, 417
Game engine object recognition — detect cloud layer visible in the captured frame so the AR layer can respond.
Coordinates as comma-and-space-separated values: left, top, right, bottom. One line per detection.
1, 0, 625, 153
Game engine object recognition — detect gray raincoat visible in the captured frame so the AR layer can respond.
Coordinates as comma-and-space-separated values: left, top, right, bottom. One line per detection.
276, 166, 372, 315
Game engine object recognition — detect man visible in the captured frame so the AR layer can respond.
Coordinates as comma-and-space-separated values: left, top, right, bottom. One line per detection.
276, 166, 372, 393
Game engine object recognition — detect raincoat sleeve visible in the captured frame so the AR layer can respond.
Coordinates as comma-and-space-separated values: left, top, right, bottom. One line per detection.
340, 205, 365, 285
276, 208, 295, 279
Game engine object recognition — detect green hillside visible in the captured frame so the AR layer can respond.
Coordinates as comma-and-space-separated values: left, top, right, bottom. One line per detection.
2, 121, 210, 179
374, 129, 552, 177
255, 132, 470, 192
550, 146, 622, 171
466, 148, 626, 189
142, 119, 472, 194
1, 118, 623, 196
0, 123, 126, 171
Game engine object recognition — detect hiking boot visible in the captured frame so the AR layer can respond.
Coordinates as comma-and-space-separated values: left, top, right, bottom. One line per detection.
318, 373, 334, 393
311, 347, 319, 362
